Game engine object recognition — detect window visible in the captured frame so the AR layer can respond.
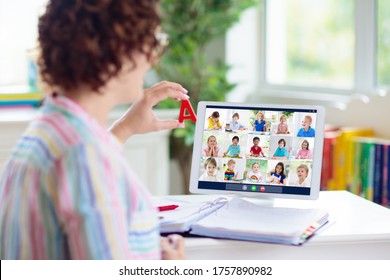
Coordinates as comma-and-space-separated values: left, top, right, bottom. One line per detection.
226, 0, 389, 104
266, 0, 354, 89
0, 0, 47, 88
377, 0, 390, 88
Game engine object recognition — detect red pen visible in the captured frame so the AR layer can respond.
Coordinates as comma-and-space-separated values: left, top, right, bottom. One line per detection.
157, 204, 179, 211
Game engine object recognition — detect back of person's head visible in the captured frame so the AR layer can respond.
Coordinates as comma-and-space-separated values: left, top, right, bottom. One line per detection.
38, 0, 160, 92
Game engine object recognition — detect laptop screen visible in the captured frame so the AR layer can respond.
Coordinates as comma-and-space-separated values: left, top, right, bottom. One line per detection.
189, 102, 325, 200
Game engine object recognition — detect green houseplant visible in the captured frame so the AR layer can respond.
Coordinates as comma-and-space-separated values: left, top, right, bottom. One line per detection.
155, 0, 258, 193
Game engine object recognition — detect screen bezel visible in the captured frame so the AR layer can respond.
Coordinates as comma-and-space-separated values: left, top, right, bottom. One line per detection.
189, 101, 325, 200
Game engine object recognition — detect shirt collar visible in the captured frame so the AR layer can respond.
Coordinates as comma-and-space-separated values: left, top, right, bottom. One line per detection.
41, 93, 123, 149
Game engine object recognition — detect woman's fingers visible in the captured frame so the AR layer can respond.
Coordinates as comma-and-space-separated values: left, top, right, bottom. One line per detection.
144, 81, 189, 106
147, 80, 188, 94
146, 88, 189, 106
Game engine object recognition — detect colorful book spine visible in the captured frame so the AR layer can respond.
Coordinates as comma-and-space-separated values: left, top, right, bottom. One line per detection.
0, 93, 42, 100
386, 145, 390, 207
373, 144, 383, 204
351, 140, 362, 196
382, 145, 388, 206
360, 141, 368, 198
0, 100, 41, 107
328, 128, 374, 191
321, 131, 338, 190
353, 137, 390, 207
367, 142, 375, 201
360, 141, 375, 200
0, 90, 43, 108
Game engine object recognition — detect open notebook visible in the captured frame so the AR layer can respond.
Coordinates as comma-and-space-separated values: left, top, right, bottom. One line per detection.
156, 198, 228, 233
156, 197, 329, 246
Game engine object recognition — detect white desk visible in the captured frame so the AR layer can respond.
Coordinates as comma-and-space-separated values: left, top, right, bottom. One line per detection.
159, 191, 390, 259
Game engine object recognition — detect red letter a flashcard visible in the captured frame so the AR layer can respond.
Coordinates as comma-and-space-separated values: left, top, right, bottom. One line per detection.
178, 99, 197, 123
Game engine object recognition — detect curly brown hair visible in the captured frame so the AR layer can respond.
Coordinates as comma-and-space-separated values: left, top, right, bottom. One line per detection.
38, 0, 160, 92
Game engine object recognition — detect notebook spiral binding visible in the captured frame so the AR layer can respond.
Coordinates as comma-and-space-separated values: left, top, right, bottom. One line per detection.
198, 197, 229, 214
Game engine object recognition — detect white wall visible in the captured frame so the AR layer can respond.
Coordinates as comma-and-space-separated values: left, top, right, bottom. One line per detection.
325, 93, 390, 139
0, 0, 48, 86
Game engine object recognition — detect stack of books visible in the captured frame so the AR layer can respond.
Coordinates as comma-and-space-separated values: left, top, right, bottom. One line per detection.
351, 137, 390, 206
321, 126, 374, 192
0, 86, 43, 109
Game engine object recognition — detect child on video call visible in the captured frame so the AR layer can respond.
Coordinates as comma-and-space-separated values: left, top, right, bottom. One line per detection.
224, 135, 241, 158
203, 135, 220, 157
277, 114, 289, 134
293, 164, 310, 187
207, 111, 222, 130
229, 113, 246, 131
199, 157, 219, 181
253, 111, 267, 132
295, 139, 312, 159
272, 138, 289, 159
246, 162, 263, 183
297, 115, 315, 137
250, 136, 266, 157
224, 159, 237, 180
0, 0, 187, 260
267, 162, 286, 185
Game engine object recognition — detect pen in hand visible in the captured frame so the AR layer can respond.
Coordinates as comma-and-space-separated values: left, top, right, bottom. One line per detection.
168, 234, 181, 249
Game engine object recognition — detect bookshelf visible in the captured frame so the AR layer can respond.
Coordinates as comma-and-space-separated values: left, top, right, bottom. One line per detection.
321, 126, 389, 207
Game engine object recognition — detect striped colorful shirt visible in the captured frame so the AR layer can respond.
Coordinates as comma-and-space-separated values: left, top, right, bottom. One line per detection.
0, 94, 160, 259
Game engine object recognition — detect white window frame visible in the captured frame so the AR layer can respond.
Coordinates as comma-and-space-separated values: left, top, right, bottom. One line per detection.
226, 0, 387, 108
